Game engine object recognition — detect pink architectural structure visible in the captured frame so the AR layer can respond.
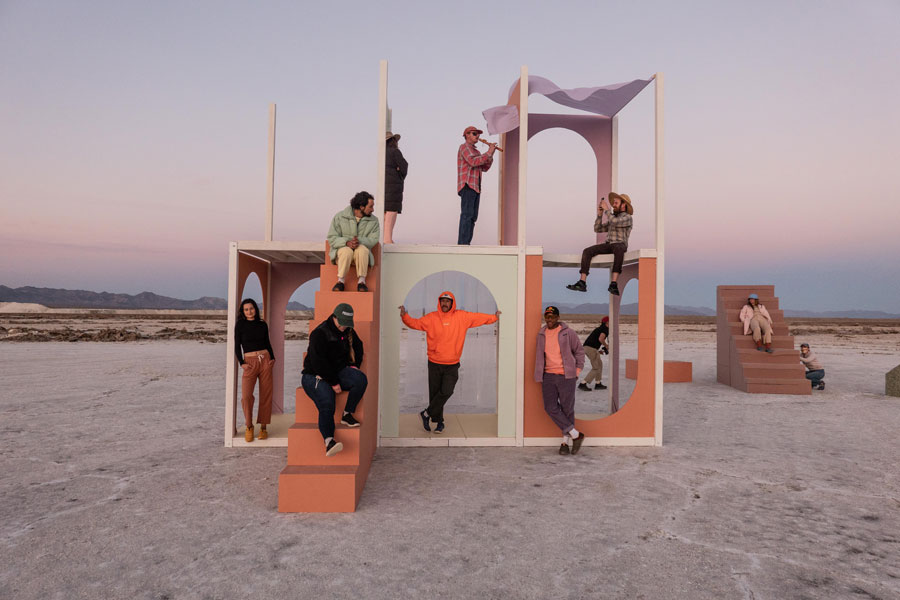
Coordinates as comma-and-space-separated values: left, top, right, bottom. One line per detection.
224, 63, 666, 513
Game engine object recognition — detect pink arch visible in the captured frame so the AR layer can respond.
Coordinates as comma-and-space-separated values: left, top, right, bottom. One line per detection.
500, 113, 613, 245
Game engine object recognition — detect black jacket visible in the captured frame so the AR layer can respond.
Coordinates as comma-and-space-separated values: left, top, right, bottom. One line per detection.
384, 146, 408, 205
583, 324, 609, 349
302, 318, 364, 385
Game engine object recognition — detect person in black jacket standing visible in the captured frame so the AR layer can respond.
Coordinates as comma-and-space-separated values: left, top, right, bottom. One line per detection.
383, 131, 408, 244
578, 316, 609, 391
234, 298, 275, 443
300, 303, 367, 456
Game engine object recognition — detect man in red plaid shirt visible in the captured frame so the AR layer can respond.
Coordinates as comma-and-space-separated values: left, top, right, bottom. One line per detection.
456, 125, 497, 244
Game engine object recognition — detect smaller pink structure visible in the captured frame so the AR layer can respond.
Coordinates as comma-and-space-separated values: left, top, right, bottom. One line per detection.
626, 359, 692, 382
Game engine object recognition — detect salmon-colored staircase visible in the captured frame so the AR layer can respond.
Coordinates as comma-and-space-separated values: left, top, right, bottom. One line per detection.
278, 244, 380, 512
716, 285, 810, 395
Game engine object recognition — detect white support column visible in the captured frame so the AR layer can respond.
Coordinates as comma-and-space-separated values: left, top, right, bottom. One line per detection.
265, 104, 276, 241
224, 243, 239, 447
514, 66, 529, 446
376, 59, 388, 447
653, 72, 665, 446
611, 115, 619, 192
517, 66, 528, 249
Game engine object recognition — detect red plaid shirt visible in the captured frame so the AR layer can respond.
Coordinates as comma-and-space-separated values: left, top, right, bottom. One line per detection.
457, 142, 493, 194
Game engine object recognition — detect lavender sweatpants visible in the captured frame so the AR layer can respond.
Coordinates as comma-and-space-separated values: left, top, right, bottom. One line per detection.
541, 372, 577, 434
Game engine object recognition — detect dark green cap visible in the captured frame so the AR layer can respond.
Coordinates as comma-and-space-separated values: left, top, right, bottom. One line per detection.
333, 303, 354, 328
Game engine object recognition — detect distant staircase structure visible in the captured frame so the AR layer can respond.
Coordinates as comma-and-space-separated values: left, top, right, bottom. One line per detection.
278, 245, 381, 512
716, 285, 810, 395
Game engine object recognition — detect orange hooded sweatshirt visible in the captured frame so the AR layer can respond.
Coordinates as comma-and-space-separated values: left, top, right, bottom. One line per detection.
401, 291, 498, 365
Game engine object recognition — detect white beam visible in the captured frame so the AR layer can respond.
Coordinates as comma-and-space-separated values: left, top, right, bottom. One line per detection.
224, 242, 239, 447
376, 59, 389, 447
654, 72, 665, 446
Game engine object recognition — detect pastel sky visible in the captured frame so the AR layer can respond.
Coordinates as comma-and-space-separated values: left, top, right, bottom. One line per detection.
2, 1, 898, 312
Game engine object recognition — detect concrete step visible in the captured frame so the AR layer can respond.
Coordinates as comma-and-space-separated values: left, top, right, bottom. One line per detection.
736, 348, 800, 363
278, 464, 360, 513
721, 298, 779, 310
319, 242, 380, 293
744, 378, 812, 395
718, 285, 775, 297
728, 323, 790, 336
740, 363, 806, 378
286, 422, 360, 466
314, 291, 376, 323
725, 308, 784, 322
734, 336, 794, 350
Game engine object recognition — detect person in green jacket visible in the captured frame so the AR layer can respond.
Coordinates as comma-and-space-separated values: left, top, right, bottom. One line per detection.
327, 191, 380, 292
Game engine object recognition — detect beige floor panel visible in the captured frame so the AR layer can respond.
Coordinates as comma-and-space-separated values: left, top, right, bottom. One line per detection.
231, 412, 293, 447
396, 412, 498, 440
456, 413, 497, 437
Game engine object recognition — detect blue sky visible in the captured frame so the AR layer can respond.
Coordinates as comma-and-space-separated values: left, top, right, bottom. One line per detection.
1, 1, 898, 312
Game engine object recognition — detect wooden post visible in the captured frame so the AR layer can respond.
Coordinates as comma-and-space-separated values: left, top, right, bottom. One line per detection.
265, 103, 276, 241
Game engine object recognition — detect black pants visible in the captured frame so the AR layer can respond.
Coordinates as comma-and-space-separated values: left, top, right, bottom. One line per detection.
580, 242, 627, 275
426, 361, 460, 422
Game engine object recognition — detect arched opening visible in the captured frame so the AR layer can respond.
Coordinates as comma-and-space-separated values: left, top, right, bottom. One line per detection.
280, 277, 318, 414
239, 272, 264, 315
572, 276, 639, 420
397, 270, 499, 438
526, 128, 598, 254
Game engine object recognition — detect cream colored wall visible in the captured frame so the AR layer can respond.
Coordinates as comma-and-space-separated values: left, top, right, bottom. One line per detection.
379, 251, 520, 438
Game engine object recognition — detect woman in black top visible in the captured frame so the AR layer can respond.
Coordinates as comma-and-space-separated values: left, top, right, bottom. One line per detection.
384, 131, 408, 244
234, 298, 275, 442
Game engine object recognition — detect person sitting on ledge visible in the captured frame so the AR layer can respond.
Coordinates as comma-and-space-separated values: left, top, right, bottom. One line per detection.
739, 293, 774, 353
327, 191, 380, 292
300, 303, 367, 457
566, 192, 633, 296
579, 316, 609, 391
799, 343, 825, 390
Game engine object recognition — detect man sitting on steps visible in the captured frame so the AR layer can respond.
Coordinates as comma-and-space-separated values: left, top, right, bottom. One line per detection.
566, 192, 633, 296
300, 303, 367, 457
327, 191, 380, 293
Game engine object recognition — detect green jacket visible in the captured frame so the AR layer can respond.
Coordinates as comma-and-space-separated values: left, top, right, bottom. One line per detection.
326, 205, 380, 266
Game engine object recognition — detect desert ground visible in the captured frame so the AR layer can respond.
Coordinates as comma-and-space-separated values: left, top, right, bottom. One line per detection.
1, 309, 899, 599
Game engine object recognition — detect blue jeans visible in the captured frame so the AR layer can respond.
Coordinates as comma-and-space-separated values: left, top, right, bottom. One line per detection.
457, 184, 480, 245
805, 369, 824, 386
301, 367, 368, 439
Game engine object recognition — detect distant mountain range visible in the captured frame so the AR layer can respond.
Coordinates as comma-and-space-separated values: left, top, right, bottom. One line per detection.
2, 286, 897, 318
0, 285, 311, 311
541, 301, 900, 319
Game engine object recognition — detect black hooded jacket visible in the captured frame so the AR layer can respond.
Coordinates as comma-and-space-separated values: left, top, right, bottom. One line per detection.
302, 317, 364, 385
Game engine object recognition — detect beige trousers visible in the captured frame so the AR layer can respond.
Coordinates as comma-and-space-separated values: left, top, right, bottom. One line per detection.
749, 317, 772, 344
336, 245, 370, 279
582, 346, 603, 384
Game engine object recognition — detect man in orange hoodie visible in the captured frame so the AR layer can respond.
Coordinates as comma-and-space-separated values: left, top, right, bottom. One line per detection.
399, 291, 500, 434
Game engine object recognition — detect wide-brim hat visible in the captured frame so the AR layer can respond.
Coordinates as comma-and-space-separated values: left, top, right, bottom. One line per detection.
609, 192, 634, 215
463, 125, 483, 137
385, 131, 401, 142
332, 303, 355, 328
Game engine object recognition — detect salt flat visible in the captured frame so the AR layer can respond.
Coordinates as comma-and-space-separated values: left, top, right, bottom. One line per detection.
1, 338, 898, 599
